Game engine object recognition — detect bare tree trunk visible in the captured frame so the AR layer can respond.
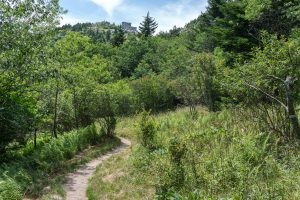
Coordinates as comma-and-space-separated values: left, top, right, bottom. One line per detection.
34, 128, 37, 148
287, 101, 300, 139
53, 86, 59, 138
285, 78, 300, 139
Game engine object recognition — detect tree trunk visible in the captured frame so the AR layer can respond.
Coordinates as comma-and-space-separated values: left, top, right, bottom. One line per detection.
285, 77, 300, 139
34, 128, 37, 148
288, 106, 300, 139
53, 86, 59, 138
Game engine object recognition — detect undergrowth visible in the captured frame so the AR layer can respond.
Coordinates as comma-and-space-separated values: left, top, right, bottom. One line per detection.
88, 107, 300, 200
0, 124, 120, 199
130, 107, 300, 199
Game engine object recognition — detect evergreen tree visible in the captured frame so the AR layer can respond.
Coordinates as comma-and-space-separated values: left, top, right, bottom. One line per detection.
169, 26, 182, 37
105, 30, 112, 43
139, 12, 158, 37
111, 26, 125, 47
207, 0, 226, 19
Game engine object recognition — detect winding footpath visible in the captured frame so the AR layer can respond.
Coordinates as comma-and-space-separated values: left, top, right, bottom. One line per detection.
64, 137, 131, 200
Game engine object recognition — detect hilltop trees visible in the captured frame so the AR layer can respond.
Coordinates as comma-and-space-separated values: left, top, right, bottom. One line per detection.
139, 12, 158, 37
111, 26, 125, 47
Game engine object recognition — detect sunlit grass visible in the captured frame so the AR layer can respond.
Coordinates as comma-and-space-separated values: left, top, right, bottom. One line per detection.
88, 106, 300, 199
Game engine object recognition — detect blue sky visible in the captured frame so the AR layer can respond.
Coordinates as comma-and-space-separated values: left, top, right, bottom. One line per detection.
60, 0, 208, 31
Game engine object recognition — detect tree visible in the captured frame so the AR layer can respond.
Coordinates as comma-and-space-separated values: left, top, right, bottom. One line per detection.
139, 12, 158, 37
169, 26, 182, 37
0, 0, 62, 152
113, 38, 151, 77
53, 32, 91, 132
111, 26, 125, 47
238, 32, 300, 139
244, 0, 300, 37
54, 32, 103, 130
158, 26, 182, 39
184, 0, 256, 58
192, 53, 217, 112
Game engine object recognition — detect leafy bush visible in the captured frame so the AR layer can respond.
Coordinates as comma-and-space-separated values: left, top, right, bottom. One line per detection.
99, 116, 117, 137
0, 94, 34, 153
37, 124, 103, 173
138, 110, 157, 150
130, 76, 176, 112
167, 138, 186, 190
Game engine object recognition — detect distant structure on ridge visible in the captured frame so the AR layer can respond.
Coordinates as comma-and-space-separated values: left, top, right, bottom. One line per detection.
121, 22, 137, 33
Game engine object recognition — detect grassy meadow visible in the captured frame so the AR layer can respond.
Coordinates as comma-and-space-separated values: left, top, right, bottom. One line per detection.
88, 107, 300, 199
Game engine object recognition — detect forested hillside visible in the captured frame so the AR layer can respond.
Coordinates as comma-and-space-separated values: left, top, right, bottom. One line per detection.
1, 0, 300, 199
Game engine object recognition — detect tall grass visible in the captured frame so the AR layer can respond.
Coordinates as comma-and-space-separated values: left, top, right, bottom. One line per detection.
0, 124, 120, 199
129, 107, 300, 199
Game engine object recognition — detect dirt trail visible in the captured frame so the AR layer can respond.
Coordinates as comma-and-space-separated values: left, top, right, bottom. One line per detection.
64, 137, 131, 200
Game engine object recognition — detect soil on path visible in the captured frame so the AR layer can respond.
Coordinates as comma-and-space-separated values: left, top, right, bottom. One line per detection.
64, 137, 131, 200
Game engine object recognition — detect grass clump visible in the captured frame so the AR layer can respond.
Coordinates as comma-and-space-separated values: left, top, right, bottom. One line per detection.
0, 176, 22, 200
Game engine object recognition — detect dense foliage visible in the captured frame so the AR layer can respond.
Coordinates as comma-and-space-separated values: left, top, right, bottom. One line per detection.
1, 0, 300, 198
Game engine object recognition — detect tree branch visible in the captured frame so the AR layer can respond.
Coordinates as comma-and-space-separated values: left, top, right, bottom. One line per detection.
266, 75, 285, 83
244, 81, 288, 111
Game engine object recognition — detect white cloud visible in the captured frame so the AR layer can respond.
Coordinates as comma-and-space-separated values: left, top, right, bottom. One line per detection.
153, 0, 207, 31
60, 14, 83, 25
114, 0, 207, 32
90, 0, 124, 16
60, 0, 207, 31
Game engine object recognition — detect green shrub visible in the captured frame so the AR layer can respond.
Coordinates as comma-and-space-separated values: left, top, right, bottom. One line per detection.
130, 76, 176, 112
138, 110, 157, 150
38, 139, 65, 173
167, 138, 186, 190
99, 116, 117, 137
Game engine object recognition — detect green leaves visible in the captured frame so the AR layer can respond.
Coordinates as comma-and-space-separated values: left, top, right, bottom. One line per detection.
0, 0, 62, 148
243, 0, 272, 20
139, 12, 158, 37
